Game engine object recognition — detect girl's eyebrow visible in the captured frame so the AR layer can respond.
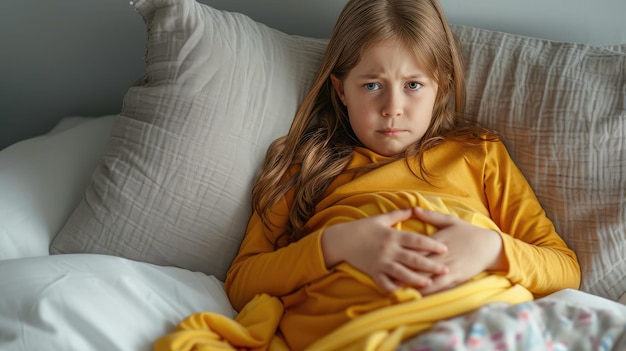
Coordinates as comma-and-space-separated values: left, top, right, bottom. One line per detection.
404, 74, 428, 80
355, 73, 429, 80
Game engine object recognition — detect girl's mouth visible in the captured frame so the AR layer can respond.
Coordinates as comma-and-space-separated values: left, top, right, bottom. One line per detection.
379, 129, 405, 136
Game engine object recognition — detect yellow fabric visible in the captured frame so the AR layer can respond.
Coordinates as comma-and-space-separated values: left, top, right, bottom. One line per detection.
155, 140, 581, 351
154, 294, 287, 351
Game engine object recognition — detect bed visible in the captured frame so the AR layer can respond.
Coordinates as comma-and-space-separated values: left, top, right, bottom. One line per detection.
0, 0, 625, 350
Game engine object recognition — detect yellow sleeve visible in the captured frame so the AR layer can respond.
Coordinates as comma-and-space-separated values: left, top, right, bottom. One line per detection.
224, 190, 330, 312
484, 141, 581, 296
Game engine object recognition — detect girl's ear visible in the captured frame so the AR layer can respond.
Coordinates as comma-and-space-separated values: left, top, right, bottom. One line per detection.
330, 74, 347, 106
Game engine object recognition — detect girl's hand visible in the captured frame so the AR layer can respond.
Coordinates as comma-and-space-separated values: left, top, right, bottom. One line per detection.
412, 207, 508, 296
321, 208, 449, 292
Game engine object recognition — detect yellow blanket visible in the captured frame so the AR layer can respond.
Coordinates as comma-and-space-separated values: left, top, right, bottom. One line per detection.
155, 191, 534, 351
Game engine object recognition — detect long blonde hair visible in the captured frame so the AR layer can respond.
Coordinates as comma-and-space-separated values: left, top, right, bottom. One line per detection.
253, 0, 498, 247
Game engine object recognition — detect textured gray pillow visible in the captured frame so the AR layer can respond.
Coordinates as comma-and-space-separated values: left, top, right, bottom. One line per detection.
51, 0, 326, 280
453, 25, 626, 300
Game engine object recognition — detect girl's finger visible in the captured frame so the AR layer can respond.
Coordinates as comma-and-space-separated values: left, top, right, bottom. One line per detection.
419, 274, 457, 296
377, 274, 401, 292
412, 207, 457, 228
376, 208, 414, 226
395, 248, 448, 275
397, 230, 447, 254
382, 263, 434, 290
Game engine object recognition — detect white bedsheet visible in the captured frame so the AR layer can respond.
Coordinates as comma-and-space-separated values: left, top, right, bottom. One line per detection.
1, 253, 624, 351
0, 254, 235, 351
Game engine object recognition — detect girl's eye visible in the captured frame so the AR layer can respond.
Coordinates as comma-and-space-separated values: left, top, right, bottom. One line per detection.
407, 81, 422, 90
364, 82, 380, 91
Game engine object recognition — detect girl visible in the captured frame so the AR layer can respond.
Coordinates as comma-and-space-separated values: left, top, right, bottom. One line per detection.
155, 0, 580, 349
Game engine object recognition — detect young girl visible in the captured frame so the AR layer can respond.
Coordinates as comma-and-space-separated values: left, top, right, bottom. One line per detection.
155, 0, 580, 349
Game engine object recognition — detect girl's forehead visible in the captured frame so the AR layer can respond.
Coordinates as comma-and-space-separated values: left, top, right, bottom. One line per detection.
362, 37, 425, 59
359, 41, 414, 62
356, 39, 432, 73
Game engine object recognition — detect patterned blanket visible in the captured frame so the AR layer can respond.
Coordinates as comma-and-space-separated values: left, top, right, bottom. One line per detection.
398, 298, 626, 350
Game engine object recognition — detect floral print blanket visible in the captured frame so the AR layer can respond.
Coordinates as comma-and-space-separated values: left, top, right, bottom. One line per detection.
399, 298, 626, 351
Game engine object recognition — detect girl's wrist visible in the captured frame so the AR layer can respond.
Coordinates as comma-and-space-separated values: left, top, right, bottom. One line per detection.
487, 230, 508, 272
321, 225, 343, 269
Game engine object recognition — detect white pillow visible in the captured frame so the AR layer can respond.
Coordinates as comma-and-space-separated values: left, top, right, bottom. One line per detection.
0, 116, 114, 260
0, 254, 234, 351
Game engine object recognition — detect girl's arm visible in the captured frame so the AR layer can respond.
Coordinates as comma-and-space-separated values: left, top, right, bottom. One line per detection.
225, 183, 451, 310
411, 207, 509, 295
224, 193, 331, 311
321, 208, 449, 292
413, 141, 580, 296
225, 201, 449, 310
482, 140, 581, 296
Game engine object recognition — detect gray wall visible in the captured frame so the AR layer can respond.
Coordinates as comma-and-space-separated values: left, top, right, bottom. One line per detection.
0, 1, 146, 150
1, 0, 625, 150
204, 0, 626, 45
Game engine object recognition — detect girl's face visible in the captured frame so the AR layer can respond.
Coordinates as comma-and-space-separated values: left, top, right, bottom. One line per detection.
331, 41, 438, 157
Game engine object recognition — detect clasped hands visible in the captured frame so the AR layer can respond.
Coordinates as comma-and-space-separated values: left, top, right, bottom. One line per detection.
321, 207, 506, 295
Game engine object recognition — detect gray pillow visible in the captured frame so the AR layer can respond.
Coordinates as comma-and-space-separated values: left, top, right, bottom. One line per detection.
51, 0, 326, 280
454, 25, 626, 300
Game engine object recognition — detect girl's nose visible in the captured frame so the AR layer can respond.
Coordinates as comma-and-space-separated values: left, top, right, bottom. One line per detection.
381, 89, 403, 117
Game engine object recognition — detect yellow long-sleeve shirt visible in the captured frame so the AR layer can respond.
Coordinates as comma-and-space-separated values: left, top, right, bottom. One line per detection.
155, 140, 580, 351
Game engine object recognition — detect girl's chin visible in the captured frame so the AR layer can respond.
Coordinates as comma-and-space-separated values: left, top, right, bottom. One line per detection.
371, 146, 408, 157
